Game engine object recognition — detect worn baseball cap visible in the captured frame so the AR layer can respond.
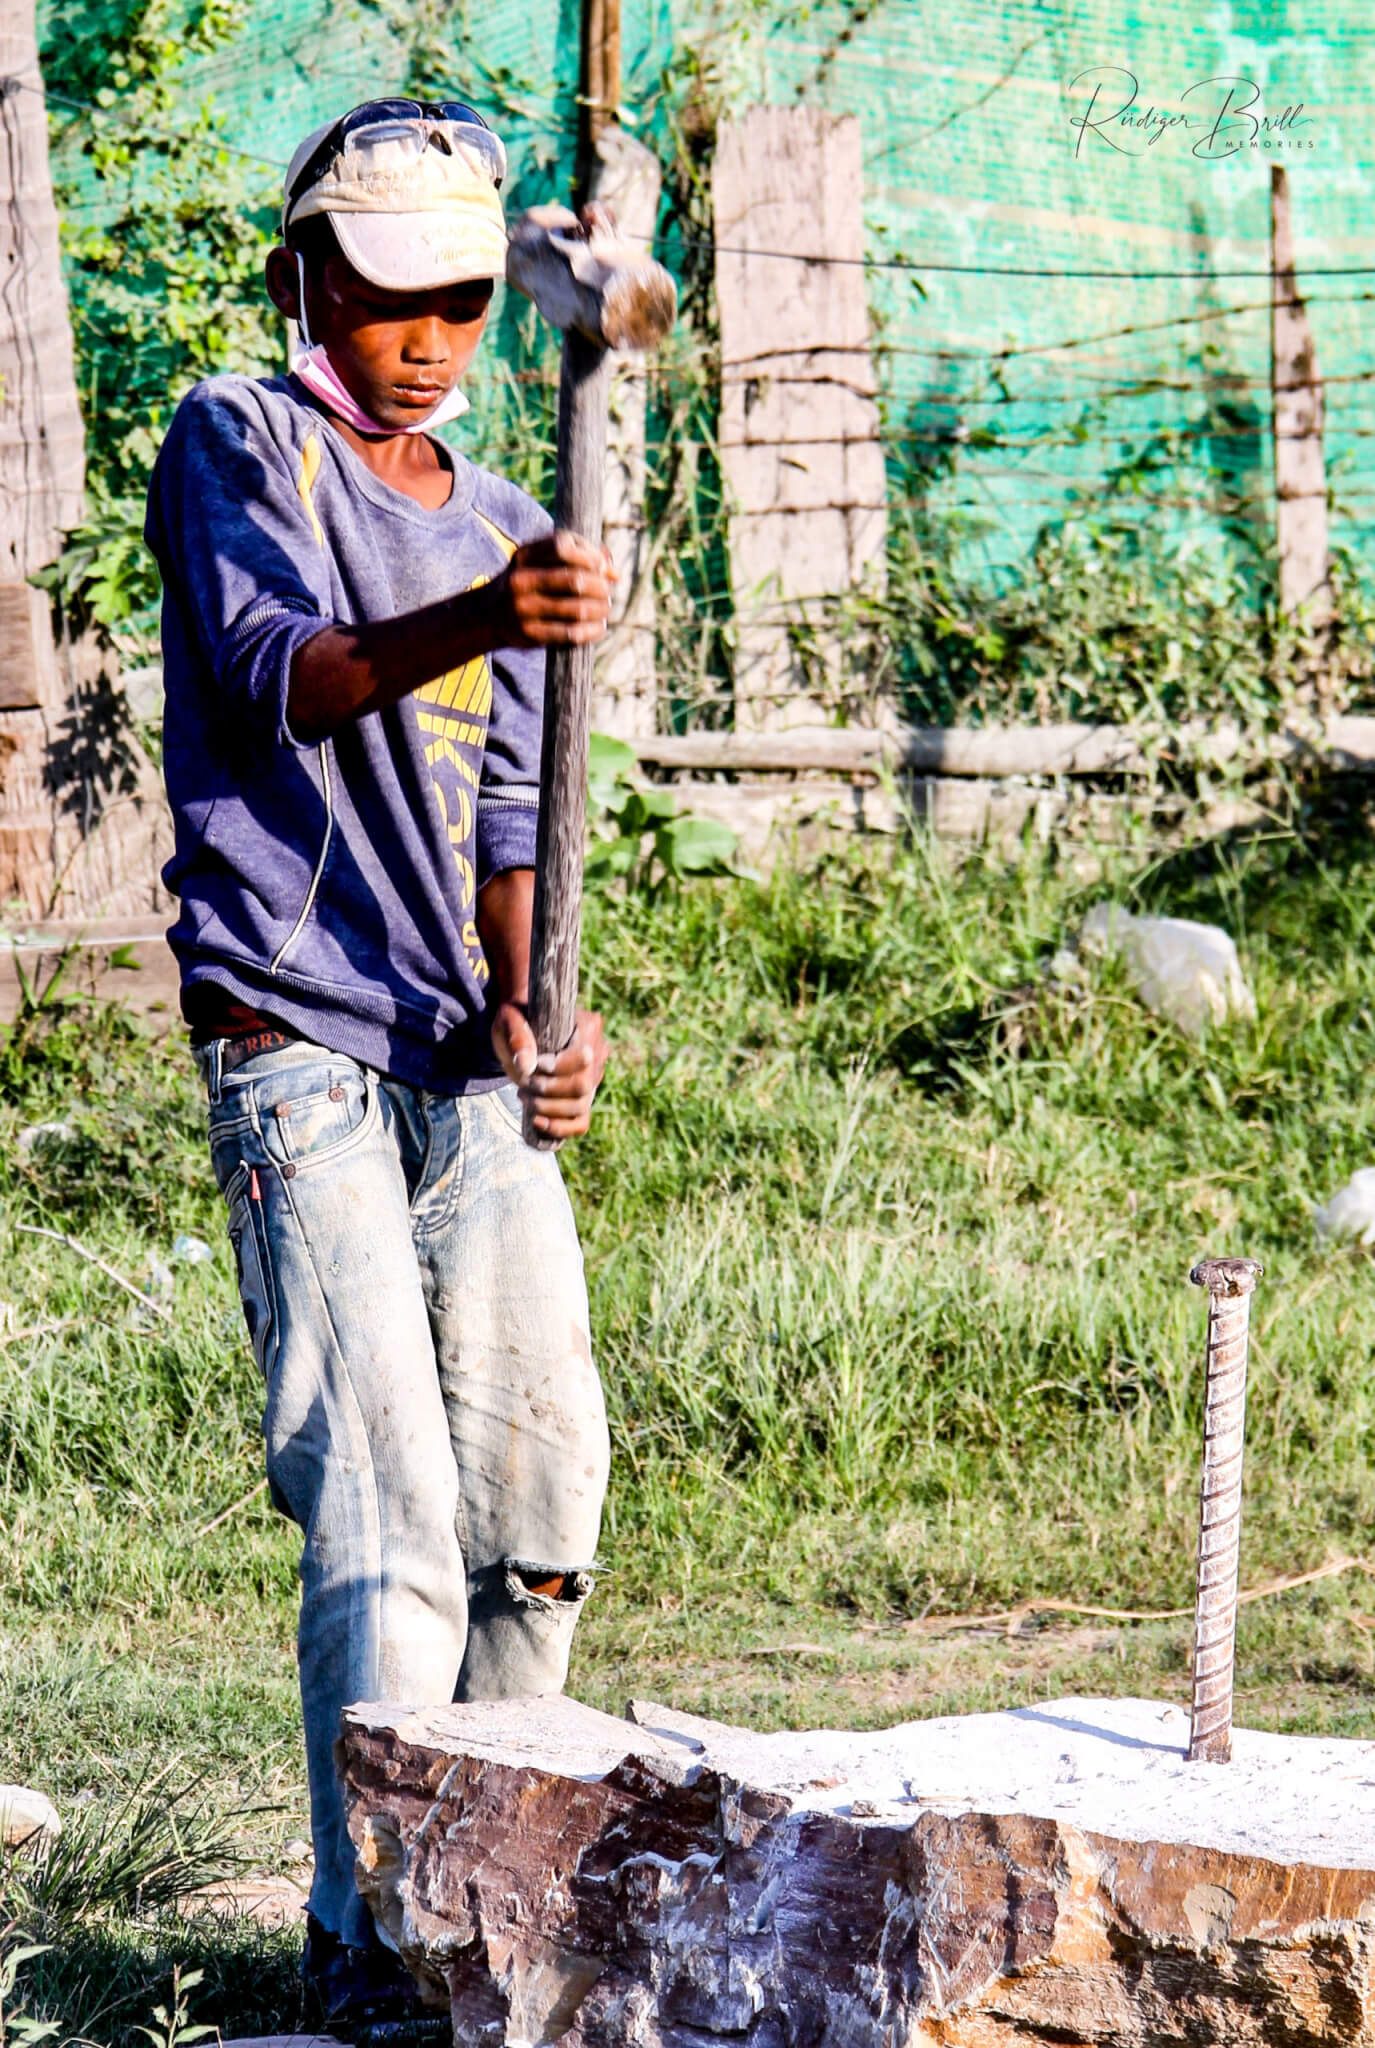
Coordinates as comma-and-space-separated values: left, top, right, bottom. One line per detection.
283, 99, 508, 290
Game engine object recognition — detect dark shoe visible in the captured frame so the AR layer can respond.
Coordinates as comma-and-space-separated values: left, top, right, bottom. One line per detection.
302, 1912, 448, 2046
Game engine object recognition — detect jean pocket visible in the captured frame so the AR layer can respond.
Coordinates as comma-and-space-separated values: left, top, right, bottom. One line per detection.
248, 1061, 377, 1174
208, 1110, 257, 1196
227, 1175, 280, 1385
489, 1081, 526, 1134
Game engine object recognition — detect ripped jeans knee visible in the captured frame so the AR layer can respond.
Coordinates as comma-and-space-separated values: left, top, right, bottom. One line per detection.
455, 1556, 597, 1700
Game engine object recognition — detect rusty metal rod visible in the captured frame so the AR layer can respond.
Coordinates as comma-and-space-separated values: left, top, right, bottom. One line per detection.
1187, 1255, 1263, 1763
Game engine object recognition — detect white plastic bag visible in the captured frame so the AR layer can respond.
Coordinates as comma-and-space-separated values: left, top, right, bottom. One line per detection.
1313, 1167, 1375, 1248
1079, 904, 1257, 1039
173, 1233, 215, 1266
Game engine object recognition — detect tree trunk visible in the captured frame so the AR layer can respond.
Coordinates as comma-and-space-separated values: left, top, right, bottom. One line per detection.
0, 9, 170, 926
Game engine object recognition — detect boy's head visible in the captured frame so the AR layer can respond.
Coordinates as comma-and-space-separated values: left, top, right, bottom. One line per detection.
266, 99, 507, 432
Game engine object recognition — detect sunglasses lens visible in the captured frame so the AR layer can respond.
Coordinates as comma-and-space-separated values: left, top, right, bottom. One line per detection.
342, 98, 423, 133
352, 120, 429, 155
287, 100, 506, 215
429, 101, 488, 128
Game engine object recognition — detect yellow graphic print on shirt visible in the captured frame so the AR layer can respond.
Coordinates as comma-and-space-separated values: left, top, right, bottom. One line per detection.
297, 434, 325, 548
412, 510, 518, 985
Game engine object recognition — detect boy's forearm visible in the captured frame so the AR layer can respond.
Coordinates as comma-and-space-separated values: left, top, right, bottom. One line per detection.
288, 581, 515, 741
476, 867, 534, 1007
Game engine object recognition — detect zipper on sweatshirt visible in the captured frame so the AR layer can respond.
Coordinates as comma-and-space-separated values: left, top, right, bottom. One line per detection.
270, 743, 334, 975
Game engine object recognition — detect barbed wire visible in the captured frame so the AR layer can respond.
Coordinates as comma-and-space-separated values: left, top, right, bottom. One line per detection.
25, 77, 289, 171
24, 73, 1375, 285
30, 61, 1375, 554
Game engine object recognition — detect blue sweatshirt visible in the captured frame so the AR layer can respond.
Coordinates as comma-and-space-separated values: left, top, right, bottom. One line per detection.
146, 372, 552, 1093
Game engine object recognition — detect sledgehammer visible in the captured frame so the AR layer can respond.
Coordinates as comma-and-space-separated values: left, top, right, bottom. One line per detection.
505, 204, 677, 1150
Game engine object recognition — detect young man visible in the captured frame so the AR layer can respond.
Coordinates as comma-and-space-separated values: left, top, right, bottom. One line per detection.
146, 100, 615, 2035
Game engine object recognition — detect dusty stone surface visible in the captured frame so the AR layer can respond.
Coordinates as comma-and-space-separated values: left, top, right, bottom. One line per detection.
0, 1783, 60, 1849
338, 1694, 1375, 2046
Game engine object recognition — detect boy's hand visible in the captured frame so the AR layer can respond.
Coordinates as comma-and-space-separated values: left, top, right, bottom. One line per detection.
491, 1000, 608, 1140
498, 530, 615, 648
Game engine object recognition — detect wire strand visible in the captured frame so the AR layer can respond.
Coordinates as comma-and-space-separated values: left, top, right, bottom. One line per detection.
23, 74, 1375, 284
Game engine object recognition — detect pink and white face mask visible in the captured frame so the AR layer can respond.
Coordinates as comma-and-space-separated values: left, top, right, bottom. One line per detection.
290, 252, 471, 437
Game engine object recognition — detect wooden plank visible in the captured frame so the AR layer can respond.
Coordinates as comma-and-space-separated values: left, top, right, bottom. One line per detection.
0, 581, 53, 709
589, 126, 660, 739
0, 915, 179, 1028
662, 774, 900, 865
631, 718, 1375, 778
631, 724, 1143, 776
0, 18, 85, 580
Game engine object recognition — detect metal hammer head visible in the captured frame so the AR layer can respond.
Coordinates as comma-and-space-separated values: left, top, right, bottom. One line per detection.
506, 203, 677, 353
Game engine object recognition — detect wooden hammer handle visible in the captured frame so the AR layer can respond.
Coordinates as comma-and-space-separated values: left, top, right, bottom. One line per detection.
523, 326, 612, 1150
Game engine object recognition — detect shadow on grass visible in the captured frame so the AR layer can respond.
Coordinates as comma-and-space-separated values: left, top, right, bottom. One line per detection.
1131, 772, 1375, 929
20, 1914, 305, 2048
883, 981, 1083, 1094
3, 1780, 305, 2048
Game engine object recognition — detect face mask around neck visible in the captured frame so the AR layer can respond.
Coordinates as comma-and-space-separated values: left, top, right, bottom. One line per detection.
291, 251, 471, 438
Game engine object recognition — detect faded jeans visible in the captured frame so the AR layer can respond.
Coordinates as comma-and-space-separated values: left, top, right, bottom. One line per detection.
198, 1036, 609, 1948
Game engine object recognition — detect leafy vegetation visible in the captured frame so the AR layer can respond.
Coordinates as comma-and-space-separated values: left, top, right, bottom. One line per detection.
12, 10, 1374, 2046
585, 733, 744, 885
41, 0, 281, 644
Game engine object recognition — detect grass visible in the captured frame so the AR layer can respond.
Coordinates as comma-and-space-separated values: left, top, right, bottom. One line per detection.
2, 805, 1374, 2041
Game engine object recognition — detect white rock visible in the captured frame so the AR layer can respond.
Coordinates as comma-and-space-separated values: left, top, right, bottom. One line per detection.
0, 1784, 60, 1848
1080, 904, 1256, 1038
1314, 1166, 1375, 1246
15, 1121, 76, 1158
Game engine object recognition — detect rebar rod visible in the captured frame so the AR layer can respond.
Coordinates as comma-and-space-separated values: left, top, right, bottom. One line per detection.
1187, 1255, 1263, 1764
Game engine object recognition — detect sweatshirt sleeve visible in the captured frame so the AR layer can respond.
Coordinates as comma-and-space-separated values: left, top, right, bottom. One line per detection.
476, 643, 543, 884
146, 383, 334, 751
473, 478, 553, 885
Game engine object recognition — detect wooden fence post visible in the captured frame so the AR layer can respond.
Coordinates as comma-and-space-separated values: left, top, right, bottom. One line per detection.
589, 124, 660, 737
577, 0, 620, 204
0, 6, 170, 924
712, 105, 887, 731
0, 7, 85, 914
1271, 166, 1331, 629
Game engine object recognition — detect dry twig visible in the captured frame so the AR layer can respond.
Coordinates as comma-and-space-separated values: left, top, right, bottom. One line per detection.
14, 1223, 173, 1321
195, 1478, 269, 1540
0, 1318, 77, 1345
899, 1555, 1374, 1641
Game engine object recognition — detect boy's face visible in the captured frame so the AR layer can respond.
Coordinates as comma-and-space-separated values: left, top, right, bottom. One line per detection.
269, 243, 494, 432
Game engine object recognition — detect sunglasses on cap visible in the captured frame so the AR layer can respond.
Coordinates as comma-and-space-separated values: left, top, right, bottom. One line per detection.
285, 98, 507, 220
